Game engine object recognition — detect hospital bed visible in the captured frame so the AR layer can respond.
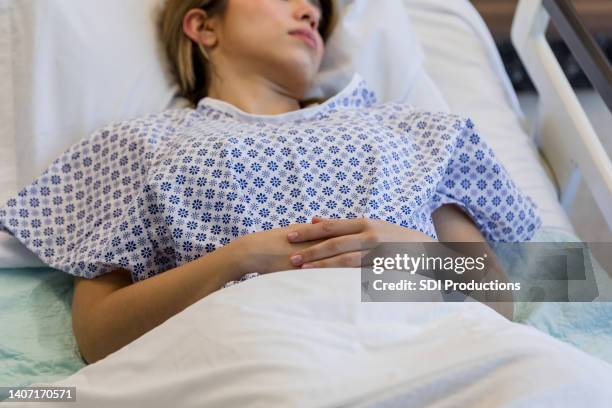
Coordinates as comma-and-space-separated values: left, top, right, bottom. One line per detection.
0, 0, 611, 406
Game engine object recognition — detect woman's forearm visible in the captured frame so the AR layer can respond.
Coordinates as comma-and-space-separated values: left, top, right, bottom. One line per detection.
432, 204, 514, 320
74, 239, 248, 364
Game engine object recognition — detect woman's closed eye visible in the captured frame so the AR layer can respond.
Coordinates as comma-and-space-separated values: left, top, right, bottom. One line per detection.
308, 0, 322, 10
280, 0, 322, 6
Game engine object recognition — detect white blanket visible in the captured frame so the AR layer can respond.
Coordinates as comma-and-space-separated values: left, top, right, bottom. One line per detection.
6, 268, 612, 407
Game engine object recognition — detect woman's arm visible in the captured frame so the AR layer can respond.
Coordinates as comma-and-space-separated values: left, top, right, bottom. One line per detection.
72, 240, 248, 364
72, 225, 328, 364
432, 204, 514, 320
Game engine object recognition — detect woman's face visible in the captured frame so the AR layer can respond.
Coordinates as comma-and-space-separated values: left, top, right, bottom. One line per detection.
208, 0, 325, 97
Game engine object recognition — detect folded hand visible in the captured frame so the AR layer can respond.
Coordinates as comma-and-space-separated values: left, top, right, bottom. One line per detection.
286, 216, 436, 269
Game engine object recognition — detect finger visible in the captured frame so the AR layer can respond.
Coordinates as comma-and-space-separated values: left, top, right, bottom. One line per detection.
287, 218, 365, 243
301, 250, 368, 269
313, 215, 365, 224
290, 234, 374, 266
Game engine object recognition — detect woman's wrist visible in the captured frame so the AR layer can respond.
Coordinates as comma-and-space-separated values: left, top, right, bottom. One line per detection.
220, 236, 250, 281
195, 237, 250, 289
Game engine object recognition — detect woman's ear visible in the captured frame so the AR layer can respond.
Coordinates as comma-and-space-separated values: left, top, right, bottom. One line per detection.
182, 8, 218, 49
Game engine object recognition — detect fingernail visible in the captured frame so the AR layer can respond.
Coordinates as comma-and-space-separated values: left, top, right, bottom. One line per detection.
290, 255, 303, 265
301, 263, 314, 269
287, 232, 298, 241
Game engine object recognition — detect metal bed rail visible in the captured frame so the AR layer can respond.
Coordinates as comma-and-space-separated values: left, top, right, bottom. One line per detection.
511, 0, 612, 230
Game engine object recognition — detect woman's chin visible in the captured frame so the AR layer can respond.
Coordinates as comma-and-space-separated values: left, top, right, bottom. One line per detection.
280, 47, 319, 72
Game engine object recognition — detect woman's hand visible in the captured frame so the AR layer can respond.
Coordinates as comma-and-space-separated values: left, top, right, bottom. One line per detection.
285, 216, 436, 269
232, 225, 328, 277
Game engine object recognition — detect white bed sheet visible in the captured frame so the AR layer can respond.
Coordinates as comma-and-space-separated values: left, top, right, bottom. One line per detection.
406, 0, 576, 235
7, 268, 612, 408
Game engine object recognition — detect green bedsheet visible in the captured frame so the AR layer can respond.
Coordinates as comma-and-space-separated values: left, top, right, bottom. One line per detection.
0, 268, 85, 389
1, 229, 610, 391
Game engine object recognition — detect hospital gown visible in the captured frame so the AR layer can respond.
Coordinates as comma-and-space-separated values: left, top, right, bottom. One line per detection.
0, 74, 541, 286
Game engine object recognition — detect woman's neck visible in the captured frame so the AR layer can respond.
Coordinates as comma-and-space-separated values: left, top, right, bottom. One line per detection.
206, 64, 302, 115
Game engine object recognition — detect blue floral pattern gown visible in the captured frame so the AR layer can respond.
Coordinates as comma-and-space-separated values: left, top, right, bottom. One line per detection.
0, 74, 541, 287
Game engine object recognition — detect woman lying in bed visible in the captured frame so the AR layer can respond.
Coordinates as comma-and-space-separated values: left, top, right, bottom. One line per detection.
0, 0, 540, 364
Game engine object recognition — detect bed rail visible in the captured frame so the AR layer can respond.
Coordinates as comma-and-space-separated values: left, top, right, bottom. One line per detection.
511, 0, 612, 231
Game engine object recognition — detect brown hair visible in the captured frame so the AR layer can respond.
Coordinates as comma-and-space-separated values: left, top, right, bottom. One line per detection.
159, 0, 336, 107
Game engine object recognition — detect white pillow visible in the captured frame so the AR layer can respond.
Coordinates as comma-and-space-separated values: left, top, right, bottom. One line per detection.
1, 0, 437, 201
0, 2, 18, 207
306, 0, 431, 105
4, 0, 179, 202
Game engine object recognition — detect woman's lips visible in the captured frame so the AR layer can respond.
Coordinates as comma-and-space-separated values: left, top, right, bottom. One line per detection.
289, 29, 317, 50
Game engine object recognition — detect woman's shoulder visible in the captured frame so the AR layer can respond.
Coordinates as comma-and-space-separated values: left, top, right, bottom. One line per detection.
96, 107, 198, 136
72, 107, 203, 155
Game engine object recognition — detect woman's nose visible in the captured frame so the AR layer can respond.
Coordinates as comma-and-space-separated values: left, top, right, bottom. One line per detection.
294, 1, 320, 30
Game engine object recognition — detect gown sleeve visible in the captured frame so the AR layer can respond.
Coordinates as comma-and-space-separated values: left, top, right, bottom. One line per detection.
424, 116, 542, 243
0, 109, 191, 282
